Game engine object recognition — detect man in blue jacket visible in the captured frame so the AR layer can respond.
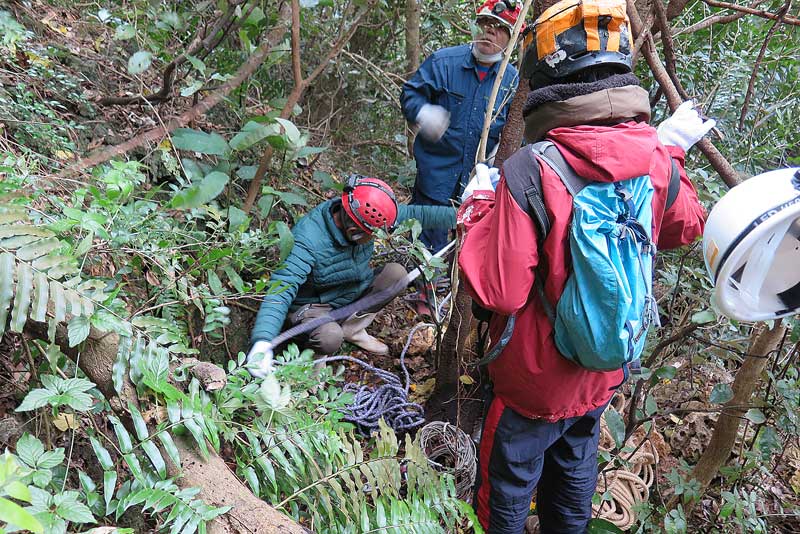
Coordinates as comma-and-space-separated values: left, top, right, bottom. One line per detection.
400, 0, 522, 255
246, 175, 456, 377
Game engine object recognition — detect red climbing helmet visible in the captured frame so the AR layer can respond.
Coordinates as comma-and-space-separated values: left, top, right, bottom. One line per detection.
476, 0, 526, 33
341, 175, 399, 234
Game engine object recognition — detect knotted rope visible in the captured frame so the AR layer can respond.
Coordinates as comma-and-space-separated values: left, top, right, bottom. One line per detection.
314, 323, 434, 435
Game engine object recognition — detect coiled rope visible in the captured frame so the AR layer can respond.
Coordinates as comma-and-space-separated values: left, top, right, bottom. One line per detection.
314, 322, 435, 435
418, 421, 477, 501
592, 393, 661, 531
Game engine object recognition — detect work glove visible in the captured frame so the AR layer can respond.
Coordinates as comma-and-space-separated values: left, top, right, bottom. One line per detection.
416, 104, 450, 142
656, 100, 716, 152
460, 163, 500, 203
246, 340, 274, 378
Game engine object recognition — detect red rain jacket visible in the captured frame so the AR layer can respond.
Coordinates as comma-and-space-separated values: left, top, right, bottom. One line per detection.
458, 121, 706, 421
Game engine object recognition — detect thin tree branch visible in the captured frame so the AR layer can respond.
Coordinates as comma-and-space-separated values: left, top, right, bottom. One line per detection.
98, 4, 241, 106
674, 0, 767, 35
61, 3, 292, 177
653, 0, 691, 101
291, 0, 303, 86
739, 0, 793, 129
701, 0, 800, 25
627, 0, 742, 188
243, 0, 377, 213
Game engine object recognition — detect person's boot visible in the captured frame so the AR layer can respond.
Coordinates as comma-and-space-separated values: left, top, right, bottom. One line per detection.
342, 312, 389, 355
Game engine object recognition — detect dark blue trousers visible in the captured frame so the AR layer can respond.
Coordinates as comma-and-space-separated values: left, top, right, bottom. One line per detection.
474, 397, 606, 533
410, 186, 452, 254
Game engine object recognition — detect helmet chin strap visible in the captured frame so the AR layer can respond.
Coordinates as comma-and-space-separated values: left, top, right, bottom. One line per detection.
471, 42, 503, 63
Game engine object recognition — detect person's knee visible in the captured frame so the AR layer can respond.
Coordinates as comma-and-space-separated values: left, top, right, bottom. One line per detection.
373, 262, 408, 291
382, 262, 408, 284
311, 323, 344, 354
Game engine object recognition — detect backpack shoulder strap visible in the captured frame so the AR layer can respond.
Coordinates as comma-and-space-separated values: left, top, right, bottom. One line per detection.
502, 143, 551, 241
665, 158, 681, 210
531, 141, 590, 197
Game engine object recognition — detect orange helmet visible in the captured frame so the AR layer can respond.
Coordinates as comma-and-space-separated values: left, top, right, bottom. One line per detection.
476, 0, 526, 33
341, 175, 398, 234
521, 0, 632, 86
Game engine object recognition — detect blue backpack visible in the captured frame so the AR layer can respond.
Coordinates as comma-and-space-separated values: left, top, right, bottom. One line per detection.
477, 141, 680, 374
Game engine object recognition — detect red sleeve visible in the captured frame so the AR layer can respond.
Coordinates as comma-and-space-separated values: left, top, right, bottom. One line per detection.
657, 146, 707, 250
457, 179, 540, 316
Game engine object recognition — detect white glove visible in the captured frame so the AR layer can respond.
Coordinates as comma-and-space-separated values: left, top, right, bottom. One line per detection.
416, 104, 450, 142
461, 163, 500, 202
656, 100, 716, 152
246, 340, 274, 378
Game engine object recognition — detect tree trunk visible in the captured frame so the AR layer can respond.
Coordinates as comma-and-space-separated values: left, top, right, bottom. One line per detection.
405, 0, 421, 76
24, 321, 306, 534
675, 322, 786, 513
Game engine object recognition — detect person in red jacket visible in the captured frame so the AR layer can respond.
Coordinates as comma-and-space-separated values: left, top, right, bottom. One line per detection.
457, 0, 713, 532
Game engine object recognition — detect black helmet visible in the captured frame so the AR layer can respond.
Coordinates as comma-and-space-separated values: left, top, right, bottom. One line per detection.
520, 0, 632, 87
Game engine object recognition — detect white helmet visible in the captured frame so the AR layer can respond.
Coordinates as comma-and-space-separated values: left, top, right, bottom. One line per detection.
703, 168, 800, 321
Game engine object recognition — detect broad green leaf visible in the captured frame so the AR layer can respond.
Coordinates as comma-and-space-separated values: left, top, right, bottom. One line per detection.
15, 388, 54, 412
170, 172, 229, 209
127, 403, 149, 441
0, 496, 43, 533
16, 433, 45, 467
89, 437, 114, 470
5, 480, 30, 502
156, 431, 181, 468
227, 206, 248, 232
141, 439, 167, 478
275, 221, 293, 263
109, 416, 133, 454
30, 271, 48, 322
171, 129, 229, 156
74, 231, 94, 256
275, 118, 301, 145
710, 383, 734, 404
10, 261, 32, 333
36, 449, 65, 469
0, 253, 14, 336
54, 491, 94, 523
16, 237, 61, 261
587, 517, 624, 533
103, 470, 116, 514
186, 55, 206, 75
745, 408, 766, 424
229, 121, 281, 151
114, 24, 135, 40
604, 407, 625, 449
644, 394, 657, 417
180, 79, 203, 97
127, 51, 153, 75
50, 282, 66, 323
691, 309, 716, 324
67, 315, 91, 347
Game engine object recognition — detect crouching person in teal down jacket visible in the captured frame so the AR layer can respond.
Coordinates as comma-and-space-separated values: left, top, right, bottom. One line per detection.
246, 175, 456, 377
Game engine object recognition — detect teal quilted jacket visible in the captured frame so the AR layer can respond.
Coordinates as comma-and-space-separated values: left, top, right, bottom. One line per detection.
250, 199, 455, 343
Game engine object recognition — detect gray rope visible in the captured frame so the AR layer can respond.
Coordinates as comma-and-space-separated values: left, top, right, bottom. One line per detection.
314, 322, 434, 435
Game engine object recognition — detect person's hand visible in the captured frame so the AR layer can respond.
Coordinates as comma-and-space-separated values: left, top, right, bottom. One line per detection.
460, 163, 500, 203
657, 100, 716, 152
246, 340, 274, 378
416, 104, 450, 142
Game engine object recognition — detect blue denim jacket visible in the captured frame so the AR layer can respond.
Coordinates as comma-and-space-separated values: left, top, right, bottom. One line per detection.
401, 44, 518, 203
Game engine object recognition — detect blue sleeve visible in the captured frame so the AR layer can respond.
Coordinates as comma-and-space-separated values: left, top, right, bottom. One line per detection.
401, 53, 442, 123
397, 204, 456, 229
250, 234, 315, 344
